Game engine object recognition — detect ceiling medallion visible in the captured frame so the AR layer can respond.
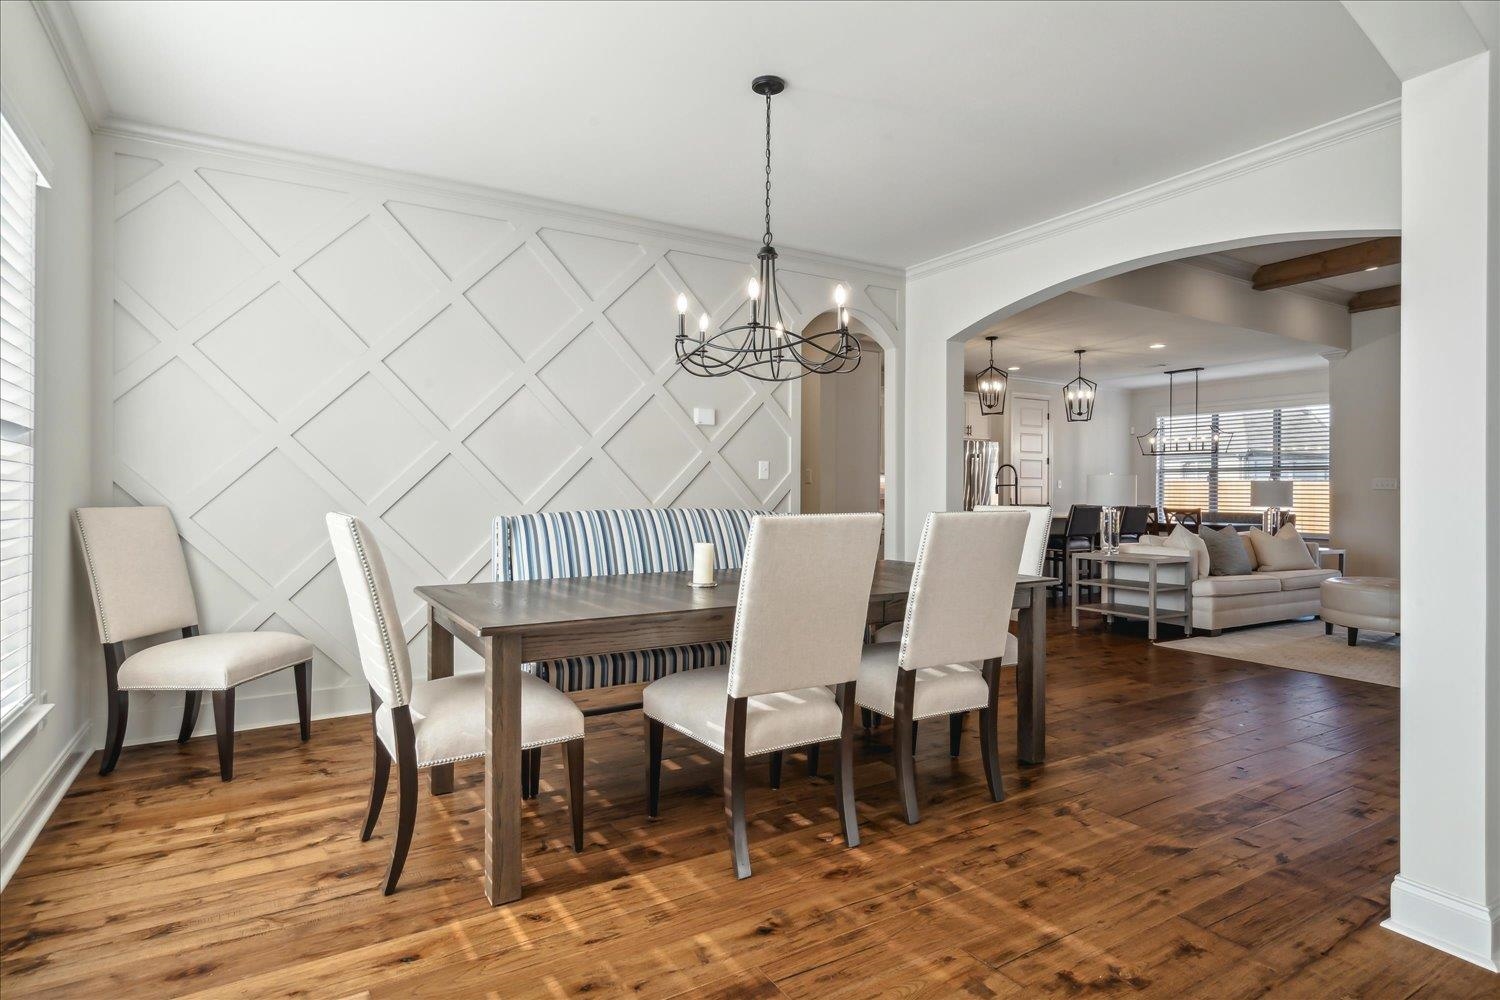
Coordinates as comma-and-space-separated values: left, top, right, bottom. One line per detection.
674, 75, 859, 382
975, 336, 1007, 414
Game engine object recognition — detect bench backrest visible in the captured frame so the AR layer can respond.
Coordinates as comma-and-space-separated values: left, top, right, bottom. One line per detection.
494, 507, 765, 582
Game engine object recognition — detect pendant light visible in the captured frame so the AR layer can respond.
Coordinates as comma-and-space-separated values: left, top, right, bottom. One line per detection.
1062, 349, 1096, 422
673, 75, 858, 382
974, 336, 1008, 414
1135, 367, 1229, 455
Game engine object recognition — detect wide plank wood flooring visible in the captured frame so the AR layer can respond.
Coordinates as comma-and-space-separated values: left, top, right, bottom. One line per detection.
2, 608, 1494, 998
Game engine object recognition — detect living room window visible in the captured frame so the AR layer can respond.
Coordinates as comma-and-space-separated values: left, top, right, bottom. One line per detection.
1155, 403, 1331, 536
1, 114, 47, 727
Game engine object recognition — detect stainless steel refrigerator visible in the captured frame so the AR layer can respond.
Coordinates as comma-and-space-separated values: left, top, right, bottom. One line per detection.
962, 437, 1001, 510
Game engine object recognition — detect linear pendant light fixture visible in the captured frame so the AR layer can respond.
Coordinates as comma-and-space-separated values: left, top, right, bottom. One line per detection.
975, 336, 1008, 414
1062, 349, 1096, 422
673, 75, 859, 382
1136, 367, 1228, 455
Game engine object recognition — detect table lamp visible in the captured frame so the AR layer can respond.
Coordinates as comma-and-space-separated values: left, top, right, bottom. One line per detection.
1251, 479, 1294, 533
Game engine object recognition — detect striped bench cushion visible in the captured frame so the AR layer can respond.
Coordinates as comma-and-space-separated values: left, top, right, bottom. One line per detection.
493, 507, 764, 692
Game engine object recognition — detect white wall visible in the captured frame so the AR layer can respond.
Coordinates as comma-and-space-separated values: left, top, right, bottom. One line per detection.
801, 330, 883, 515
901, 102, 1400, 557
1329, 308, 1400, 576
95, 130, 903, 746
0, 1, 100, 888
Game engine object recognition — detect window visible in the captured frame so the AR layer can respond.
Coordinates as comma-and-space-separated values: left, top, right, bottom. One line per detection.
1155, 403, 1331, 536
1, 115, 46, 726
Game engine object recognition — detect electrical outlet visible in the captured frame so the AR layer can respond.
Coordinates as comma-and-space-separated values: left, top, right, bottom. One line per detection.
758, 460, 770, 480
692, 407, 716, 426
1372, 477, 1399, 492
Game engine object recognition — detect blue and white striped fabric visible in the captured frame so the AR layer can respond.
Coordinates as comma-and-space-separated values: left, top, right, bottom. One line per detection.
493, 507, 765, 692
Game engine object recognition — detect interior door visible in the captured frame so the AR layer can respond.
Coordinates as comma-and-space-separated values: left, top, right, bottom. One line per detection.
1010, 394, 1050, 504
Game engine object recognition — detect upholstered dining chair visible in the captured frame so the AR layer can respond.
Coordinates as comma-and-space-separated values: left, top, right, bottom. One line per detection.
325, 513, 587, 895
858, 510, 1028, 824
1045, 503, 1101, 602
642, 512, 883, 879
74, 506, 315, 780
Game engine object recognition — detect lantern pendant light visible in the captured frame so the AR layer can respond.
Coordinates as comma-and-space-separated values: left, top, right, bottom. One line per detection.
1062, 349, 1097, 422
975, 335, 1008, 415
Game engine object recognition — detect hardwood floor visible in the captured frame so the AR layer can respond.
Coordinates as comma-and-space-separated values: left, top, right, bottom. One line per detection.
2, 609, 1492, 998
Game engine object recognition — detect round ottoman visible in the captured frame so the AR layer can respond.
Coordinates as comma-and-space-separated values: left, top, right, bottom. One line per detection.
1320, 576, 1400, 646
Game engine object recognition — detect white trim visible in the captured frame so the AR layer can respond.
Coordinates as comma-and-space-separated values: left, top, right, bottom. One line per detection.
29, 0, 108, 128
0, 88, 56, 180
1385, 874, 1500, 972
907, 100, 1402, 281
0, 722, 90, 892
0, 699, 54, 770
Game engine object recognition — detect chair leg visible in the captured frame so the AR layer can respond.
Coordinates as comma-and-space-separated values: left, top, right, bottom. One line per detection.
565, 739, 584, 853
861, 708, 873, 732
806, 743, 820, 778
950, 712, 965, 759
1348, 627, 1359, 647
522, 746, 533, 800
834, 682, 859, 848
211, 689, 236, 782
724, 697, 751, 879
362, 736, 390, 842
646, 717, 663, 818
293, 661, 312, 742
768, 750, 783, 790
1324, 620, 1333, 636
101, 690, 129, 775
893, 673, 919, 825
980, 660, 1005, 803
383, 707, 419, 895
528, 747, 542, 799
177, 691, 201, 744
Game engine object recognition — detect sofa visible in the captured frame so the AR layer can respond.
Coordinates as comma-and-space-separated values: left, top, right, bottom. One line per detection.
1109, 531, 1339, 634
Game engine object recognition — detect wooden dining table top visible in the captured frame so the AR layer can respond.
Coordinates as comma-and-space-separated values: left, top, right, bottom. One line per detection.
416, 561, 1055, 638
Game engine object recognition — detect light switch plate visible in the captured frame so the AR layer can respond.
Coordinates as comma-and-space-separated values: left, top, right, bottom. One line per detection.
692, 407, 716, 426
1372, 477, 1399, 491
757, 460, 770, 480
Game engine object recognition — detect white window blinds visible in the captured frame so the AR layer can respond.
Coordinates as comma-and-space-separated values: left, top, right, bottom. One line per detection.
1, 116, 46, 724
1155, 403, 1332, 536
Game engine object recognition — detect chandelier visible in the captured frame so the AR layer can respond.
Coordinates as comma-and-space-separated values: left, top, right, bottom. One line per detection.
674, 76, 859, 382
1136, 367, 1228, 455
1062, 349, 1096, 422
974, 336, 1007, 414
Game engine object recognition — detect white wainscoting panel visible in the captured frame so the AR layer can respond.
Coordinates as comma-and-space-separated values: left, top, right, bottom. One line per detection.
98, 134, 902, 744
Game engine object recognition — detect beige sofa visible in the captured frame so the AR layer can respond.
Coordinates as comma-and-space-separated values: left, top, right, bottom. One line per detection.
1109, 533, 1339, 635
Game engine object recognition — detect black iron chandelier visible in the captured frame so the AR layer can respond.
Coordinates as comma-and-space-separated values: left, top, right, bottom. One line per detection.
674, 75, 859, 382
1136, 367, 1227, 455
1062, 349, 1096, 422
974, 336, 1008, 414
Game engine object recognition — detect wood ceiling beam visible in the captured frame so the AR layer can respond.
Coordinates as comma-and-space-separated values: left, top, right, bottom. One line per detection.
1348, 284, 1400, 313
1250, 237, 1401, 290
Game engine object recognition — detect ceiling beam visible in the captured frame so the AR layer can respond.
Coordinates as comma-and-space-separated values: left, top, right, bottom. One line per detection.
1348, 284, 1401, 313
1251, 237, 1401, 290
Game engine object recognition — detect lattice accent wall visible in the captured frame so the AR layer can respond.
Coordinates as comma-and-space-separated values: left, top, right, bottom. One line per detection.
99, 135, 902, 741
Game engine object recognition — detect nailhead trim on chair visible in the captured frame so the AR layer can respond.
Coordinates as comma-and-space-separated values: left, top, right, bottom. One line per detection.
342, 516, 406, 707
73, 510, 112, 644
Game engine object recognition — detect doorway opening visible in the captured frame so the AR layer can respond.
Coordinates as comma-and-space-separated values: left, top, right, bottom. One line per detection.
800, 315, 885, 517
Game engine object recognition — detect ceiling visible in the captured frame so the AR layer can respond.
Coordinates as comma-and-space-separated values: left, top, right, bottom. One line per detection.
1197, 239, 1402, 302
963, 291, 1331, 390
64, 1, 1398, 268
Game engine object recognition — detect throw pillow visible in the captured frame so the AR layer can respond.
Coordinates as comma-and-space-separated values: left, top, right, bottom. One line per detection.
1164, 524, 1211, 578
1246, 526, 1318, 571
1200, 525, 1255, 576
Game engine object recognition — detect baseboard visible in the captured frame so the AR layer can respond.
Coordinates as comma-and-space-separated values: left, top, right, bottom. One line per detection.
120, 682, 371, 749
1384, 874, 1500, 972
0, 723, 92, 893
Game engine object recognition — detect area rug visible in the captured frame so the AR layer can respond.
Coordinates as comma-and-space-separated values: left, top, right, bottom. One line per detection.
1160, 620, 1399, 687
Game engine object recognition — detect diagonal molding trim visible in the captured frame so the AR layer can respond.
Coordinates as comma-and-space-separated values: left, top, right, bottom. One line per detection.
906, 99, 1403, 282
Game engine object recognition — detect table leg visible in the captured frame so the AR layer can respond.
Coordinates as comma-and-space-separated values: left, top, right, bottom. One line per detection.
484, 634, 523, 905
1016, 586, 1046, 765
428, 609, 455, 795
1070, 554, 1080, 629
1148, 563, 1158, 642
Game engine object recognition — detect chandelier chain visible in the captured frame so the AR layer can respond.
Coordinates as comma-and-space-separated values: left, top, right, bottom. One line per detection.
763, 93, 773, 246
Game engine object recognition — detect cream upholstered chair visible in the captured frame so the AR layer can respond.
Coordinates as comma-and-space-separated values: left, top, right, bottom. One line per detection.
858, 510, 1028, 823
74, 506, 315, 780
643, 513, 883, 879
325, 514, 586, 895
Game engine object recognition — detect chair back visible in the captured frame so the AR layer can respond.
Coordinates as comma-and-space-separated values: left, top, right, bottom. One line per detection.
1164, 507, 1203, 533
1119, 505, 1150, 538
975, 504, 1051, 575
494, 507, 763, 582
898, 511, 1028, 671
74, 506, 198, 644
1065, 504, 1102, 537
726, 513, 882, 699
326, 513, 412, 708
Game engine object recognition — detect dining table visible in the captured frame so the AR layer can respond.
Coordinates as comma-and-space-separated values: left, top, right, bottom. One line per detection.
416, 560, 1057, 905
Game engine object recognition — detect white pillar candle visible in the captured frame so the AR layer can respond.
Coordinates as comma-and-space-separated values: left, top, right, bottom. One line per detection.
692, 542, 716, 587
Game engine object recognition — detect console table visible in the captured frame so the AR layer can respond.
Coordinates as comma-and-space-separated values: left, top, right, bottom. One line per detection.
1071, 549, 1192, 641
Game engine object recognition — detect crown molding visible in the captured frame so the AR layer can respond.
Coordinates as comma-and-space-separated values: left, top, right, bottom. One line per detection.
907, 99, 1401, 282
31, 0, 108, 127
